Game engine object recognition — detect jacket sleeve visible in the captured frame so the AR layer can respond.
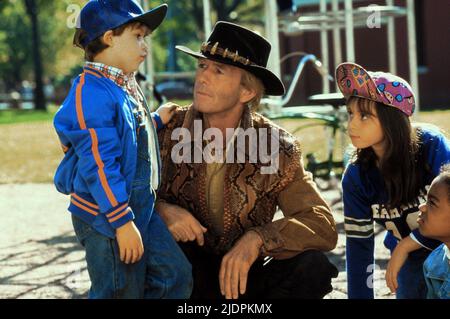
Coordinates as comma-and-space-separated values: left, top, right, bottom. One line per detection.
58, 76, 134, 229
250, 156, 338, 260
342, 165, 375, 299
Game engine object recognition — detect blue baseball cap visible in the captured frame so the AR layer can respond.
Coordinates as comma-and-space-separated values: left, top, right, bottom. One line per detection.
76, 0, 168, 47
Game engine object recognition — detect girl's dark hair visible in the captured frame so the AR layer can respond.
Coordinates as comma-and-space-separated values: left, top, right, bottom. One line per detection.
73, 22, 147, 61
350, 96, 426, 208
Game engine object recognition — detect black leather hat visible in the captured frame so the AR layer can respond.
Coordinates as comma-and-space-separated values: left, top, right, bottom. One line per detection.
176, 21, 285, 96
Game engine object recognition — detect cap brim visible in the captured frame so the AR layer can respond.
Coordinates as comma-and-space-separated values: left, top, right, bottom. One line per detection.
132, 4, 168, 32
176, 45, 285, 96
335, 62, 380, 101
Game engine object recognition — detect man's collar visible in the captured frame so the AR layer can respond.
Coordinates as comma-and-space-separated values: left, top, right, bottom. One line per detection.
182, 104, 253, 134
180, 104, 254, 156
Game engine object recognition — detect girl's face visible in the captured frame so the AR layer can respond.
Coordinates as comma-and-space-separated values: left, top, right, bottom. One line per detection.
418, 177, 450, 241
346, 98, 385, 154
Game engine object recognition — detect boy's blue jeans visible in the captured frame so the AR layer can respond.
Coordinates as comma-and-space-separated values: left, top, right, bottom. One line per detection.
72, 211, 192, 299
72, 121, 192, 299
396, 248, 429, 299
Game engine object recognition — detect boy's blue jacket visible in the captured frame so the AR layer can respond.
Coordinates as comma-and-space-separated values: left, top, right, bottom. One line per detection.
53, 66, 160, 238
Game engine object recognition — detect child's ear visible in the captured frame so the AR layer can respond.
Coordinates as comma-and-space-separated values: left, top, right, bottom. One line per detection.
102, 30, 114, 47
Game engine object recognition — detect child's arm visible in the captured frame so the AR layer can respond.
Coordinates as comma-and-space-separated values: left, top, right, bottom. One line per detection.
342, 165, 376, 299
385, 235, 421, 294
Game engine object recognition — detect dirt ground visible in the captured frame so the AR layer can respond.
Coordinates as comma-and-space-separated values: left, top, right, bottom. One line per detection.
0, 183, 395, 299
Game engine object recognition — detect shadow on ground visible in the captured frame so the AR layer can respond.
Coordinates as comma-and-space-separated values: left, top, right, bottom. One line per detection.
0, 231, 89, 299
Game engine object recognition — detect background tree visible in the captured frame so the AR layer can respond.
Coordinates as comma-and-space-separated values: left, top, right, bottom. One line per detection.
24, 0, 46, 110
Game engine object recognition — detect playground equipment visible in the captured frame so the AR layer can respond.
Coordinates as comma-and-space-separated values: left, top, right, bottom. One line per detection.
264, 0, 420, 110
260, 53, 348, 183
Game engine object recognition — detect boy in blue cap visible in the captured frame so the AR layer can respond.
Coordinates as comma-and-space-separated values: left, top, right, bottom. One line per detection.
53, 1, 192, 299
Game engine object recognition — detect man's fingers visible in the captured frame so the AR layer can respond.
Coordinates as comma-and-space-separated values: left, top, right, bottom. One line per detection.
172, 231, 180, 241
239, 265, 249, 295
188, 220, 206, 246
180, 228, 193, 242
186, 230, 196, 242
224, 259, 233, 299
231, 261, 240, 299
191, 225, 205, 246
219, 257, 227, 296
119, 247, 125, 262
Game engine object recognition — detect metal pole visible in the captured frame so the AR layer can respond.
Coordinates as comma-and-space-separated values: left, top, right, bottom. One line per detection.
344, 0, 355, 62
140, 0, 155, 109
386, 0, 397, 74
203, 0, 212, 40
265, 0, 282, 105
406, 0, 420, 112
320, 0, 330, 93
331, 0, 342, 90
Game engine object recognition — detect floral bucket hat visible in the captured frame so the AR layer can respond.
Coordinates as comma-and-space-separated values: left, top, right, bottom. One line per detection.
335, 62, 416, 116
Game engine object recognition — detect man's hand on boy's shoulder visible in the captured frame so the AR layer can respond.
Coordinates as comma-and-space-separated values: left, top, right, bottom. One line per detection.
156, 102, 178, 125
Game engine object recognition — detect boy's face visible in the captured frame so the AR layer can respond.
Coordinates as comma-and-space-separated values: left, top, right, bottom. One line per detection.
418, 177, 450, 241
107, 24, 150, 74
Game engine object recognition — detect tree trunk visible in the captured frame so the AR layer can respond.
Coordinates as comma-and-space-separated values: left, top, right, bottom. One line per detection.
25, 0, 46, 110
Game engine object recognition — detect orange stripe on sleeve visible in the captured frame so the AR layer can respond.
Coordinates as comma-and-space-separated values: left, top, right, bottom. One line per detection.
71, 198, 99, 216
106, 203, 128, 218
84, 70, 101, 78
88, 128, 119, 207
71, 193, 99, 209
109, 208, 131, 223
75, 73, 87, 130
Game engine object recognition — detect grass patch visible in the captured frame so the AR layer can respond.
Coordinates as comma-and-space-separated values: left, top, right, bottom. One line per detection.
0, 108, 58, 125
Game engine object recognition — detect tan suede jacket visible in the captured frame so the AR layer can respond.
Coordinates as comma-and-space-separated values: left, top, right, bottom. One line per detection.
157, 105, 337, 259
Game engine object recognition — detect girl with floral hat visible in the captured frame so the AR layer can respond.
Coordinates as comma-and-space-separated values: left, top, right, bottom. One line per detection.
336, 62, 450, 299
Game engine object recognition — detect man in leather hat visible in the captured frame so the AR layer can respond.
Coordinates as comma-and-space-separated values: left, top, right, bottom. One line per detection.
156, 21, 338, 299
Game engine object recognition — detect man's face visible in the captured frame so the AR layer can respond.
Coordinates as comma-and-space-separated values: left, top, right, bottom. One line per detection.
109, 24, 150, 74
193, 58, 246, 116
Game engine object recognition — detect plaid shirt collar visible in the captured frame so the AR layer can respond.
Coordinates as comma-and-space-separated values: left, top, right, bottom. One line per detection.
84, 62, 142, 104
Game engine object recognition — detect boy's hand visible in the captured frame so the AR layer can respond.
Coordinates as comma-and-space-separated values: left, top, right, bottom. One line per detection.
116, 221, 144, 264
155, 102, 177, 125
385, 236, 421, 294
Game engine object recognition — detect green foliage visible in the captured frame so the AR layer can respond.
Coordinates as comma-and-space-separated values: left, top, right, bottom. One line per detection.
0, 0, 85, 91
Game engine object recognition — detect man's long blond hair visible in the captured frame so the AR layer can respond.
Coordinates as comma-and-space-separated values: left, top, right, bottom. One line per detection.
240, 70, 265, 111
